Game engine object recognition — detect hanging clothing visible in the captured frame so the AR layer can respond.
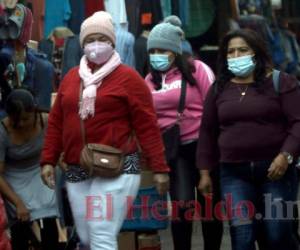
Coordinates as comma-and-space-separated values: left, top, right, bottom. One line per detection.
178, 0, 189, 26
44, 0, 72, 37
138, 0, 163, 36
0, 46, 54, 112
160, 0, 171, 18
38, 31, 82, 87
184, 0, 216, 38
68, 0, 85, 34
125, 0, 163, 37
125, 0, 141, 37
26, 0, 45, 41
115, 25, 135, 67
104, 0, 127, 25
84, 0, 105, 18
171, 0, 179, 17
134, 33, 148, 77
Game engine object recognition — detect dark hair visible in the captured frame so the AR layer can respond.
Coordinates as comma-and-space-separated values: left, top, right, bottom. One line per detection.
149, 53, 197, 90
216, 29, 273, 93
5, 88, 37, 127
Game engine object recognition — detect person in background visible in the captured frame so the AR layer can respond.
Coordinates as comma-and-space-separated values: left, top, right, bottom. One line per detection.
0, 89, 59, 250
0, 3, 54, 119
145, 17, 223, 250
197, 29, 300, 250
40, 11, 169, 250
0, 195, 11, 250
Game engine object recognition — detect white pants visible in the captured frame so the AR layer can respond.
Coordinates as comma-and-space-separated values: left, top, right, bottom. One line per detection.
66, 174, 141, 250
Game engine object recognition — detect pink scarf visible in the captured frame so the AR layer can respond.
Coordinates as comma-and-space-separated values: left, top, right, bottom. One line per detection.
78, 51, 121, 120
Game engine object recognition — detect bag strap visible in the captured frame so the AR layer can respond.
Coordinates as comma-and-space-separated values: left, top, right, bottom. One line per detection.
272, 69, 280, 94
177, 79, 187, 119
79, 81, 132, 150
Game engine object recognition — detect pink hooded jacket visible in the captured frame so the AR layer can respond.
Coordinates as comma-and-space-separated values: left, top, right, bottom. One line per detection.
145, 59, 214, 143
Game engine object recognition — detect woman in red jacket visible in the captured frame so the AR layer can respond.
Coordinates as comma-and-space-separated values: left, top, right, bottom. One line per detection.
40, 11, 169, 250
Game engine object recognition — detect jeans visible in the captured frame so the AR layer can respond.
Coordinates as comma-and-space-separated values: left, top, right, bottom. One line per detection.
220, 160, 298, 250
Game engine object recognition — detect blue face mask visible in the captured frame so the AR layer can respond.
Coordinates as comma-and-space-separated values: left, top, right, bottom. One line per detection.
227, 55, 256, 77
149, 54, 171, 71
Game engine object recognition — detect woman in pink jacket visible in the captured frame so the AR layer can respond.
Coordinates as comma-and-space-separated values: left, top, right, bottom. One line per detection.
145, 16, 223, 250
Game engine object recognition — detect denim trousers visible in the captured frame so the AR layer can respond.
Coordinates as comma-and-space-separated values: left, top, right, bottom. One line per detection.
220, 160, 299, 250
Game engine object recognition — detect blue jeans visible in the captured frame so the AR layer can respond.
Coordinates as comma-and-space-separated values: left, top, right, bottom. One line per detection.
220, 160, 298, 250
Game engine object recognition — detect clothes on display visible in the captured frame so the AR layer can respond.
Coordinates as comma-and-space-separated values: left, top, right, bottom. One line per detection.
0, 42, 54, 119
134, 30, 149, 77
2, 0, 222, 77
183, 0, 216, 38
104, 0, 127, 25
115, 25, 135, 67
84, 0, 104, 18
44, 0, 71, 37
68, 0, 85, 34
38, 27, 82, 89
26, 0, 45, 41
160, 0, 171, 19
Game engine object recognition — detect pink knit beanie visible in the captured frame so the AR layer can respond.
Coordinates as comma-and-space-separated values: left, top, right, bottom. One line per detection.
79, 11, 115, 48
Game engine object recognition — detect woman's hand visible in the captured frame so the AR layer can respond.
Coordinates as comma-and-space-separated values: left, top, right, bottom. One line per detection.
58, 153, 69, 171
153, 173, 169, 195
267, 153, 289, 181
198, 170, 213, 195
16, 200, 30, 222
41, 164, 55, 189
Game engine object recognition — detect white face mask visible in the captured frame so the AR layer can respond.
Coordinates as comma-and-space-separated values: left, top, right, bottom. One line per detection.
84, 41, 114, 65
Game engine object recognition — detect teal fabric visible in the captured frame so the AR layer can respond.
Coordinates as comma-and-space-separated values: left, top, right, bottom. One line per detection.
44, 0, 72, 37
179, 0, 189, 26
184, 0, 216, 38
160, 0, 171, 18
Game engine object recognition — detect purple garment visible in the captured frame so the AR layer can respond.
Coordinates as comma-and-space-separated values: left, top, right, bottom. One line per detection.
197, 72, 300, 170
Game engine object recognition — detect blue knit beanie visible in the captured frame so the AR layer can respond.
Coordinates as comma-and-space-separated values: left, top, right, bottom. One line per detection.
147, 20, 184, 55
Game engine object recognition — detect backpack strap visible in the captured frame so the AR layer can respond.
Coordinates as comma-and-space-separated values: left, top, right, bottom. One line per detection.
272, 69, 281, 94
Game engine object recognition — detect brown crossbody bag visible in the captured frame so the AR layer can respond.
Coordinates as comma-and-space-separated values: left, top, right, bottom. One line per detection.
79, 82, 131, 178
